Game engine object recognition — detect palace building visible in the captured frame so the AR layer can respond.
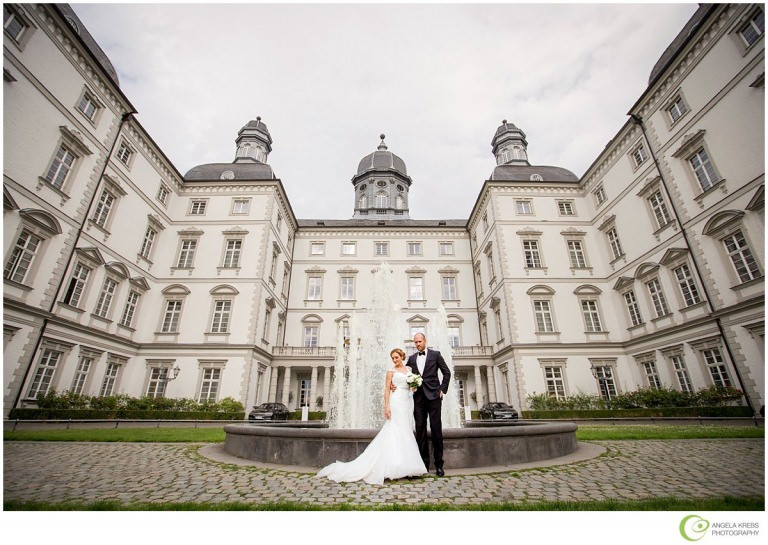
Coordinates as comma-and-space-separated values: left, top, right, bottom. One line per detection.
3, 3, 764, 416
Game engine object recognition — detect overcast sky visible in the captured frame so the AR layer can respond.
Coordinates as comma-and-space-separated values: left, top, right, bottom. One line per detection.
72, 2, 699, 221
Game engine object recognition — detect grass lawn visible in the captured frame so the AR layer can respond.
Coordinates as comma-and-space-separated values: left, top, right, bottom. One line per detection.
4, 496, 763, 511
4, 424, 763, 443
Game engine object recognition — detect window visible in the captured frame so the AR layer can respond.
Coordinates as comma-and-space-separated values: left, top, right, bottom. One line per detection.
263, 307, 272, 341
222, 239, 242, 268
231, 198, 250, 215
27, 349, 61, 399
156, 183, 170, 205
374, 241, 389, 256
341, 242, 356, 256
161, 300, 183, 333
557, 201, 575, 216
567, 240, 587, 268
297, 378, 311, 407
44, 145, 77, 190
303, 326, 319, 347
457, 377, 466, 406
358, 195, 367, 209
533, 300, 555, 333
77, 91, 99, 121
93, 278, 118, 319
670, 354, 693, 393
581, 300, 603, 332
177, 239, 197, 268
408, 242, 422, 256
631, 143, 648, 168
3, 5, 28, 42
99, 358, 122, 397
189, 200, 207, 215
689, 147, 719, 191
307, 277, 323, 300
71, 355, 94, 394
667, 96, 688, 123
91, 189, 115, 228
340, 277, 355, 300
139, 226, 157, 259
739, 8, 765, 47
648, 190, 672, 228
146, 367, 169, 398
442, 277, 457, 300
544, 366, 566, 399
607, 227, 624, 260
642, 360, 662, 389
482, 213, 489, 232
62, 262, 91, 307
674, 264, 702, 306
210, 300, 232, 333
409, 276, 424, 300
593, 184, 607, 206
4, 229, 41, 284
439, 242, 454, 256
722, 230, 761, 283
199, 368, 222, 402
119, 290, 141, 328
116, 142, 133, 166
375, 192, 388, 208
702, 348, 731, 388
448, 326, 460, 348
523, 240, 542, 268
646, 278, 670, 318
494, 308, 503, 340
515, 200, 533, 215
623, 290, 644, 327
592, 365, 617, 400
310, 242, 325, 256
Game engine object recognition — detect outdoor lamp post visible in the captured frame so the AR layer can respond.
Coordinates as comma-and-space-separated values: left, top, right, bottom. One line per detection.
591, 366, 611, 410
162, 365, 181, 384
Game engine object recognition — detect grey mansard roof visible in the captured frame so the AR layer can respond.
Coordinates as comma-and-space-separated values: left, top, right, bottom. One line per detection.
490, 165, 579, 183
298, 219, 467, 228
56, 4, 121, 87
184, 162, 275, 181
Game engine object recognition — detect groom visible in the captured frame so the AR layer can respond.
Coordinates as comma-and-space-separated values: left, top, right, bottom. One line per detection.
407, 332, 451, 476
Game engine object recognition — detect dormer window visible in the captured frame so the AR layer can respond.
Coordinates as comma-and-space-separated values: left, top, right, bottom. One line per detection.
739, 8, 764, 47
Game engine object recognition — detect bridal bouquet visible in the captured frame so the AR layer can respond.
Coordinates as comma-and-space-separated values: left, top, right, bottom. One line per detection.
405, 371, 423, 389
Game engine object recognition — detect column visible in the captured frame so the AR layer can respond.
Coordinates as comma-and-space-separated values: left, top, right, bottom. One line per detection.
252, 368, 263, 405
281, 366, 292, 408
323, 366, 331, 413
486, 365, 497, 403
473, 365, 484, 409
268, 366, 279, 402
309, 366, 318, 411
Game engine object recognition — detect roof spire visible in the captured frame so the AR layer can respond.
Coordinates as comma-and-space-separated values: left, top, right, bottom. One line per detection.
377, 134, 388, 151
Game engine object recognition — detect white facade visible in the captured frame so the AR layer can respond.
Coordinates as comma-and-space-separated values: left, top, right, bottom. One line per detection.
3, 3, 764, 416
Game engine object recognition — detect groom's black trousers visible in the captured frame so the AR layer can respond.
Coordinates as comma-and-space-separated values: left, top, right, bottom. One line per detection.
413, 395, 443, 470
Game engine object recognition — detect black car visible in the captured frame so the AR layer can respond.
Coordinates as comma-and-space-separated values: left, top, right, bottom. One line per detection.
479, 402, 519, 421
248, 402, 290, 421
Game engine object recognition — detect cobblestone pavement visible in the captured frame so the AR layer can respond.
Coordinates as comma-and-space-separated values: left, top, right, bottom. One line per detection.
3, 440, 764, 506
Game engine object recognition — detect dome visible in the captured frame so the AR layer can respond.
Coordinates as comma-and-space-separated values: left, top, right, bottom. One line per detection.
355, 134, 408, 177
492, 120, 522, 142
184, 162, 275, 181
490, 165, 578, 183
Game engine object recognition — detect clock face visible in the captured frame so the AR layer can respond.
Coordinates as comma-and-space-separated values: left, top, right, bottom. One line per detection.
360, 184, 367, 191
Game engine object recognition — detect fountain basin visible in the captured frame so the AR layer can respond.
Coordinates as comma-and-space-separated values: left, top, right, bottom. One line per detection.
223, 421, 578, 469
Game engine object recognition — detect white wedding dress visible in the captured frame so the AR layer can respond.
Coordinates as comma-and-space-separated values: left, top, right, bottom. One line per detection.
317, 371, 427, 485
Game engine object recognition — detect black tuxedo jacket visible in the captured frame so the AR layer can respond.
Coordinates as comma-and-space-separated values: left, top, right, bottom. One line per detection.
407, 349, 451, 401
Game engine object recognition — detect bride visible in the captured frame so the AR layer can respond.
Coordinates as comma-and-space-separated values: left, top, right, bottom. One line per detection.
316, 348, 427, 485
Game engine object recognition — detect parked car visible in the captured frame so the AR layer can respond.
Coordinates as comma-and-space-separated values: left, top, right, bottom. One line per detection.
479, 402, 519, 421
248, 402, 290, 421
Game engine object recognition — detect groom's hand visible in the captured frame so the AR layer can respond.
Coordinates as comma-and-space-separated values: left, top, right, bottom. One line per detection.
439, 391, 444, 399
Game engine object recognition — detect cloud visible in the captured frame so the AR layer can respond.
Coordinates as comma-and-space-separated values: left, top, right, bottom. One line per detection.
72, 3, 699, 220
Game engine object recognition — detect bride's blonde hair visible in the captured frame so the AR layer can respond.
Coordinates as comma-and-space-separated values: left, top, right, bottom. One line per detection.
390, 348, 406, 361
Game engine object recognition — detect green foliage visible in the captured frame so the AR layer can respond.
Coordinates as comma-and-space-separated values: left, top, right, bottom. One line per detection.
287, 410, 327, 420
526, 385, 744, 411
19, 390, 246, 420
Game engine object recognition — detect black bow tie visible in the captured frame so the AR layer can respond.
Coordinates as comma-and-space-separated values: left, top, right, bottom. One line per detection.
418, 351, 426, 356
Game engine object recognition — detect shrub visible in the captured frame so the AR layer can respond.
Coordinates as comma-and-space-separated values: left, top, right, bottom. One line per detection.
29, 391, 244, 415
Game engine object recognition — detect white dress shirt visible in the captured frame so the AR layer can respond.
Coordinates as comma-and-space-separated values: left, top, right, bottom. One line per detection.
416, 349, 427, 375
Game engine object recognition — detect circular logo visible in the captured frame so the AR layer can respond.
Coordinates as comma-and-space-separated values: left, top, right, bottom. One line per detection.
679, 515, 710, 541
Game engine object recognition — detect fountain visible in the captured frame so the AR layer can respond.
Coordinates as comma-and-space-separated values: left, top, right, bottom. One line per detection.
223, 262, 578, 469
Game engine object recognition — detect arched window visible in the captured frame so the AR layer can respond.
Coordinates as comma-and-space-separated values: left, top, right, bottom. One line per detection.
395, 195, 405, 210
358, 195, 367, 209
375, 192, 388, 208
237, 143, 252, 158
